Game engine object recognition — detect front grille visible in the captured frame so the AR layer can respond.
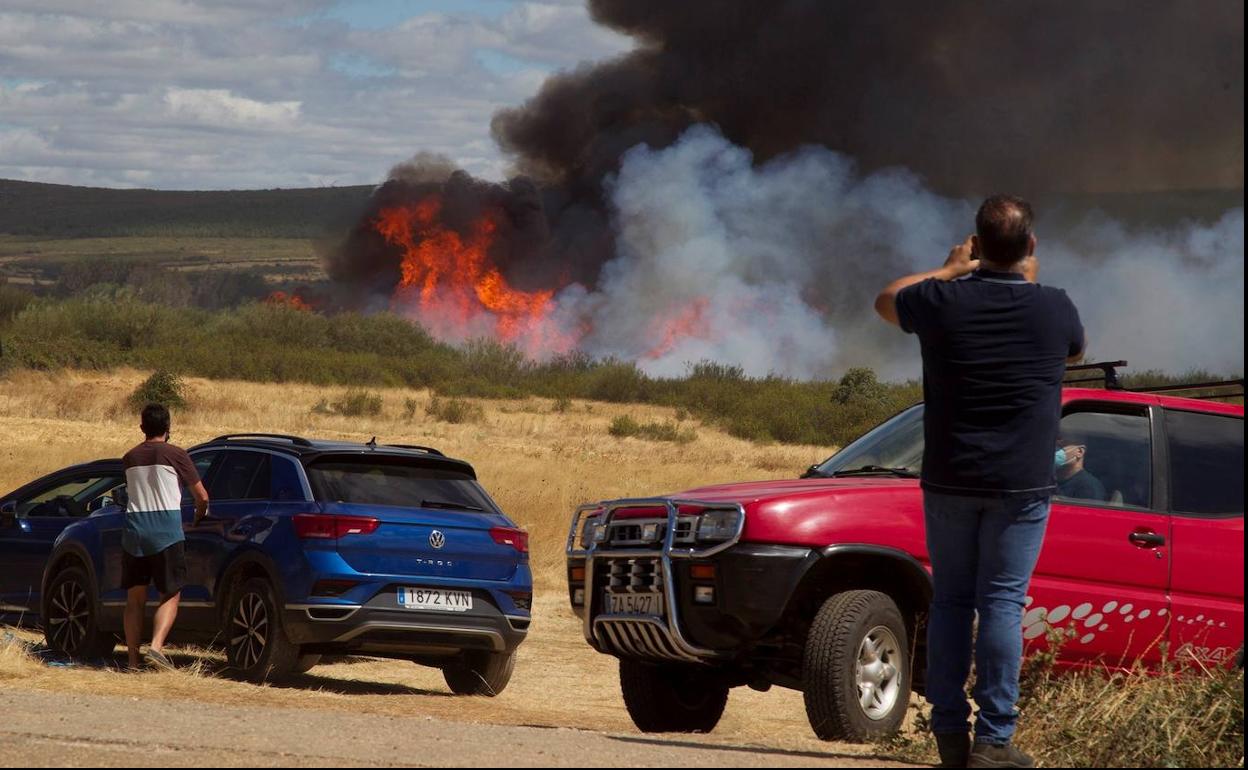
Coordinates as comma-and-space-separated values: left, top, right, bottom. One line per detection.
607, 558, 663, 593
604, 517, 696, 548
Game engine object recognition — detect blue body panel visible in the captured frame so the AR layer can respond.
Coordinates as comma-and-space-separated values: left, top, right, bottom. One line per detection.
3, 445, 531, 657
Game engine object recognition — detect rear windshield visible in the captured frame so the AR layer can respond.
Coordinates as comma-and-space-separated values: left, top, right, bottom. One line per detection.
306, 456, 498, 512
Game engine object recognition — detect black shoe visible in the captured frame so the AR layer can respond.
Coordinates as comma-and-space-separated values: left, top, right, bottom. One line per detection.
967, 742, 1036, 768
935, 732, 972, 768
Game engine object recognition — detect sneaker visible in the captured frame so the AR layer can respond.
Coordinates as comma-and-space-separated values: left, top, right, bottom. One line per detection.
967, 742, 1036, 768
935, 732, 972, 768
143, 648, 176, 671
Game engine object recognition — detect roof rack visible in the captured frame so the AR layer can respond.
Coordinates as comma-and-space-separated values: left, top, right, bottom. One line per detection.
386, 444, 446, 457
1063, 361, 1244, 401
1127, 379, 1245, 401
210, 433, 313, 447
1064, 360, 1128, 390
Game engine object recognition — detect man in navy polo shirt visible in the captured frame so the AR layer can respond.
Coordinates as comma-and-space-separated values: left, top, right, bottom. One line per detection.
875, 195, 1085, 768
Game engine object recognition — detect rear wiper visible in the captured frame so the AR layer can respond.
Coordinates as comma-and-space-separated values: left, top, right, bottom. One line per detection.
421, 499, 486, 512
829, 465, 919, 479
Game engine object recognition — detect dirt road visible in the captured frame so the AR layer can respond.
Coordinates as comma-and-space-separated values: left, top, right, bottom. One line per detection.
0, 689, 917, 767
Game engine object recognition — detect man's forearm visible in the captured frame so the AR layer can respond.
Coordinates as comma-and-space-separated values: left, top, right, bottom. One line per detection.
874, 267, 959, 326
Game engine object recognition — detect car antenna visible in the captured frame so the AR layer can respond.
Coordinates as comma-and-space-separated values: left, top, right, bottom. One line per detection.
367, 436, 377, 449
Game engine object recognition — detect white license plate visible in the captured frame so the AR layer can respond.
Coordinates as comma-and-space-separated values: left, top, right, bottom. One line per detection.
397, 587, 473, 612
606, 592, 664, 616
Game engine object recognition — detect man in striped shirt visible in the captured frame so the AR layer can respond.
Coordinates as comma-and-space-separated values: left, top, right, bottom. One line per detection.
122, 403, 210, 670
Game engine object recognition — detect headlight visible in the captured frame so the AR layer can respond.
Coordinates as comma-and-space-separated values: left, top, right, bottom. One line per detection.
580, 517, 606, 549
696, 509, 742, 542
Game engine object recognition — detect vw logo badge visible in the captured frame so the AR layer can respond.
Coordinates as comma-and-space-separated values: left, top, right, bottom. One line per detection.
429, 530, 446, 550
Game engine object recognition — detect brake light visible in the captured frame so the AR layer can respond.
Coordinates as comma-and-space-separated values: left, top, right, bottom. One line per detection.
294, 514, 380, 540
490, 527, 529, 553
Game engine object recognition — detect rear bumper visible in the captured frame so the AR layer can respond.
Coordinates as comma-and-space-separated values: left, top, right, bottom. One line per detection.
283, 594, 529, 657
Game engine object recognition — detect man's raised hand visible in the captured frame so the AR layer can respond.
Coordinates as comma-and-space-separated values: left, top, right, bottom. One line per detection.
941, 236, 981, 279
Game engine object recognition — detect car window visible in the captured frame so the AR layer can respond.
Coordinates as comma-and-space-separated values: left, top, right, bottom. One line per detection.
813, 404, 925, 476
1166, 410, 1244, 516
306, 457, 497, 512
1056, 409, 1151, 508
206, 451, 271, 501
18, 474, 125, 518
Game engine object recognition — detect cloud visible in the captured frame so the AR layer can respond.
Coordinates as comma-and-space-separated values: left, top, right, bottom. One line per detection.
163, 88, 301, 128
0, 2, 632, 188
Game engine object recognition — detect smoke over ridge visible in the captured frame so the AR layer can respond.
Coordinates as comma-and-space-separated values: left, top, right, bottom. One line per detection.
325, 0, 1244, 379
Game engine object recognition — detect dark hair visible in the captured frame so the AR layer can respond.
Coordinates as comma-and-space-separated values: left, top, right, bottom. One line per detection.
140, 403, 171, 438
975, 194, 1034, 265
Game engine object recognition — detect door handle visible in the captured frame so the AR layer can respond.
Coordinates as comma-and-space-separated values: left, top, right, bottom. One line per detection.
1128, 530, 1165, 548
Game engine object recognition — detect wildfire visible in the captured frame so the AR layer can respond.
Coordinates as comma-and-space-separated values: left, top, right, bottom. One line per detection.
375, 197, 564, 348
265, 290, 314, 312
645, 298, 711, 359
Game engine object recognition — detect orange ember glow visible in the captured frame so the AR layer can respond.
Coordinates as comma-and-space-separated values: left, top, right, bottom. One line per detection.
265, 290, 313, 312
645, 297, 710, 359
375, 197, 564, 348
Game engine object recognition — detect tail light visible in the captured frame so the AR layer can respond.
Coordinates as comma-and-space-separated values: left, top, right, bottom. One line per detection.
490, 527, 529, 553
294, 514, 380, 540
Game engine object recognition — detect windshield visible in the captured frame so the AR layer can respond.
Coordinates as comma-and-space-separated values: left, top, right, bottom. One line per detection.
306, 457, 499, 512
811, 404, 925, 477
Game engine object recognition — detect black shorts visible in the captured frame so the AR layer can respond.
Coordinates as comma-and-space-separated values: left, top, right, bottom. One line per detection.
121, 541, 187, 597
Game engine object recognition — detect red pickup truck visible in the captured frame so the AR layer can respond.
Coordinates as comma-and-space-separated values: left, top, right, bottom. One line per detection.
565, 368, 1244, 741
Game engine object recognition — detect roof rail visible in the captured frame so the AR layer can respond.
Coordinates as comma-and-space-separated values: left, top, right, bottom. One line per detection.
1127, 379, 1245, 401
1064, 360, 1128, 390
210, 433, 314, 447
385, 444, 446, 457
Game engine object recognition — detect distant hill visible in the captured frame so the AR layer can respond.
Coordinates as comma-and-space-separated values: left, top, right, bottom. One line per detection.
0, 178, 1241, 240
0, 178, 375, 238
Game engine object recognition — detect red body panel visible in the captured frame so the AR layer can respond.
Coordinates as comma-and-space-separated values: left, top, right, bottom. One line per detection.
666, 389, 1244, 668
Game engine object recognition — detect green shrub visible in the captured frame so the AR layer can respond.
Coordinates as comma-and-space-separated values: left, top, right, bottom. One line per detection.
609, 415, 640, 438
426, 396, 484, 424
609, 415, 695, 444
330, 389, 383, 417
128, 369, 188, 410
553, 396, 572, 413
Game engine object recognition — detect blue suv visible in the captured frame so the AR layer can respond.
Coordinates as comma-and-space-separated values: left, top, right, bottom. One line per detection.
0, 434, 531, 692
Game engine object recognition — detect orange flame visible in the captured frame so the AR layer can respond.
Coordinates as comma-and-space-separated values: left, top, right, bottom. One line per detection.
645, 298, 711, 359
374, 197, 567, 350
265, 290, 313, 311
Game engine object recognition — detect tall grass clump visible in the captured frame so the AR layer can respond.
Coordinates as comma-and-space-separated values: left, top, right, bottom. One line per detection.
426, 396, 485, 424
609, 415, 696, 444
330, 389, 383, 417
883, 635, 1245, 769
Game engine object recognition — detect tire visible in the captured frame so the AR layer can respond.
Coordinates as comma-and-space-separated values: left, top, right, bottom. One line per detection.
293, 653, 322, 674
443, 649, 516, 696
43, 564, 114, 660
619, 659, 728, 733
226, 577, 299, 682
803, 589, 911, 742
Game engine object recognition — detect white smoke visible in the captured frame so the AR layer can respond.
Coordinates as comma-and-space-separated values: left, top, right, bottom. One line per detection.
545, 126, 1243, 379
1043, 209, 1244, 376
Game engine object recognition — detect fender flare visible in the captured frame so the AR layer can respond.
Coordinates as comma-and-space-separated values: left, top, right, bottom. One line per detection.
817, 543, 933, 599
41, 541, 102, 621
214, 548, 285, 619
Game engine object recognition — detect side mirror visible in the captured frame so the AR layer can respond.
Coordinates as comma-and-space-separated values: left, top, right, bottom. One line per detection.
801, 464, 821, 479
0, 500, 16, 528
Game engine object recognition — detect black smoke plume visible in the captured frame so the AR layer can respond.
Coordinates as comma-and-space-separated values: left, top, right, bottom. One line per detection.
326, 0, 1244, 377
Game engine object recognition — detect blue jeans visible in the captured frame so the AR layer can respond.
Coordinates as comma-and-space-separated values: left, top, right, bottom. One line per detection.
924, 490, 1051, 744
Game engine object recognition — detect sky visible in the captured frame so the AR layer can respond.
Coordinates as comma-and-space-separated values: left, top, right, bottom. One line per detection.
0, 0, 632, 189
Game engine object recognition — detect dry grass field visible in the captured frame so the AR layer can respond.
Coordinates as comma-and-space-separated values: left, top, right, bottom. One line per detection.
0, 369, 879, 759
